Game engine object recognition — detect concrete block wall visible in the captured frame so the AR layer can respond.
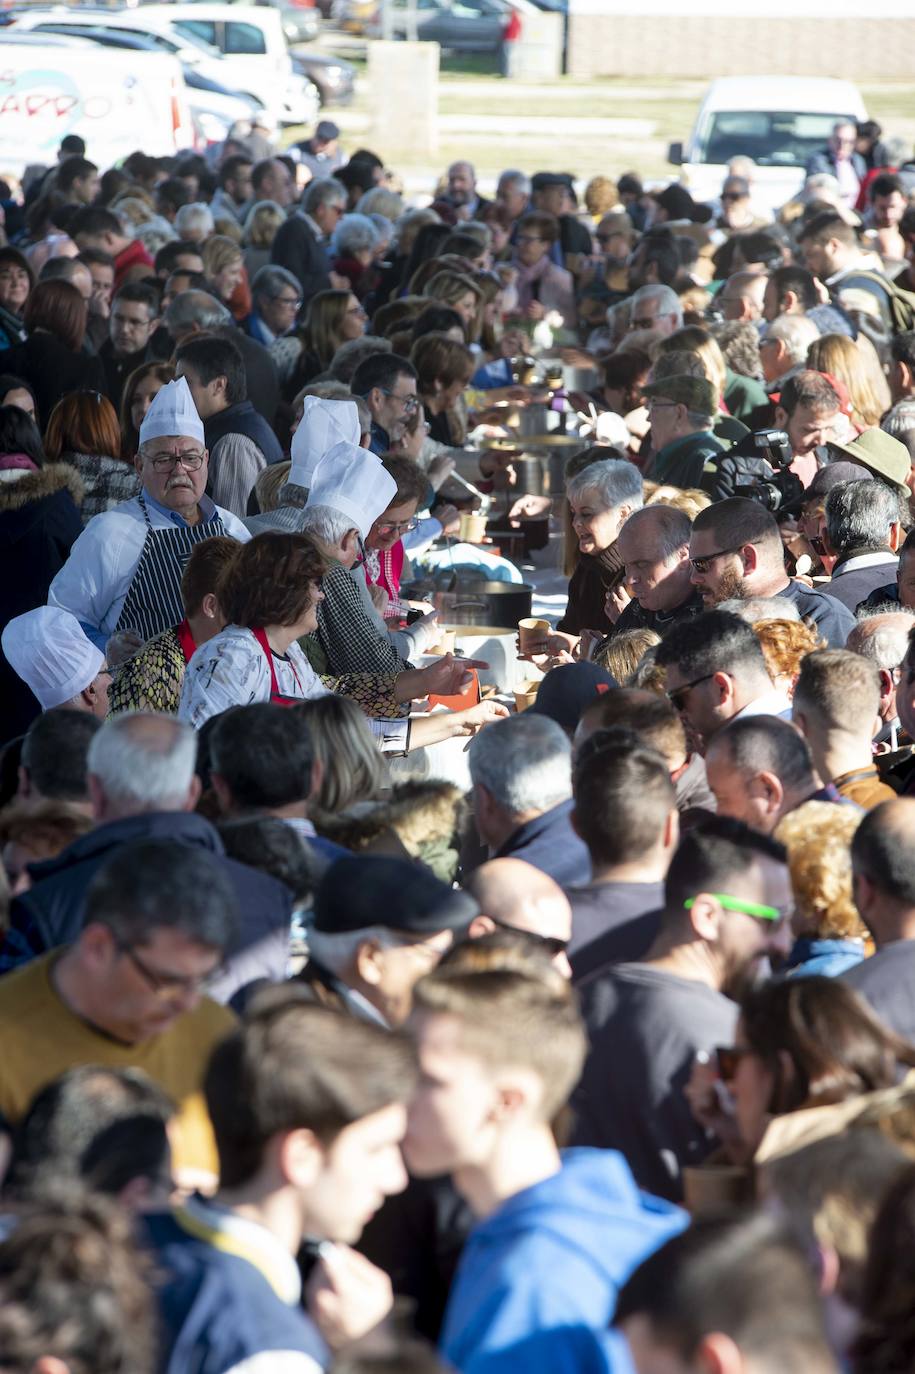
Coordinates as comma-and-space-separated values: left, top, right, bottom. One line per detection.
567, 15, 915, 79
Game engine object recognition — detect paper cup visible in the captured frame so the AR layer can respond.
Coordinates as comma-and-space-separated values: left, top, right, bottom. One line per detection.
518, 617, 550, 653
514, 681, 540, 712
459, 511, 487, 543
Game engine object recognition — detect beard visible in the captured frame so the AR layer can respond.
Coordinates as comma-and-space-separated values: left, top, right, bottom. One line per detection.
706, 564, 747, 605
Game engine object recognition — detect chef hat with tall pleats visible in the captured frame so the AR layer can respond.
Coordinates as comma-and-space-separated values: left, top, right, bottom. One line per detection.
289, 396, 361, 490
139, 376, 205, 447
307, 442, 396, 539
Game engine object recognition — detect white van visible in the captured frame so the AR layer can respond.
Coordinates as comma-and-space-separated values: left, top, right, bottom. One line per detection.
669, 76, 868, 215
140, 2, 318, 124
0, 35, 193, 177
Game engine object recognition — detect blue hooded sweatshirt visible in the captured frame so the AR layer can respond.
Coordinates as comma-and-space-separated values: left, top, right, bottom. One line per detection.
440, 1147, 685, 1373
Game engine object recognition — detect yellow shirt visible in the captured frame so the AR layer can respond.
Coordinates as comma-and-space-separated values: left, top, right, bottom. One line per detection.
0, 951, 235, 1180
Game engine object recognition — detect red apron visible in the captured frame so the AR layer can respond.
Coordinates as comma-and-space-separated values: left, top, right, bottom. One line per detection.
252, 626, 304, 707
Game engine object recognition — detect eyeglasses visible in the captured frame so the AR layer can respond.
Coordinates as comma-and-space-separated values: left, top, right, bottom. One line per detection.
272, 294, 302, 310
148, 451, 205, 472
667, 672, 716, 712
381, 389, 418, 413
715, 1045, 754, 1080
491, 918, 568, 958
375, 518, 418, 535
120, 944, 221, 998
720, 192, 744, 203
631, 317, 659, 331
684, 893, 784, 922
688, 542, 753, 574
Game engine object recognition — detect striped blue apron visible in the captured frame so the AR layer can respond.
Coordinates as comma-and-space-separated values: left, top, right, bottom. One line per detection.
115, 494, 226, 644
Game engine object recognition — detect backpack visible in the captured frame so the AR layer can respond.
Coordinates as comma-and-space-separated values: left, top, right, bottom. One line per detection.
834, 269, 915, 334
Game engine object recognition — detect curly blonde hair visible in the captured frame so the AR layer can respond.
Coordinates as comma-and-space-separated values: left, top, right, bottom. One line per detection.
647, 484, 712, 520
753, 618, 823, 694
774, 800, 865, 940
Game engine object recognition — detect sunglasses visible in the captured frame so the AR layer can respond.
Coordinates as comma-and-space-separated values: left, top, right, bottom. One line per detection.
684, 893, 784, 922
491, 917, 568, 958
667, 671, 716, 712
689, 541, 754, 575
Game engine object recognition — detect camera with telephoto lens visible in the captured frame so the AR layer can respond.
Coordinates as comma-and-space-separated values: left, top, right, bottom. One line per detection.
730, 429, 804, 513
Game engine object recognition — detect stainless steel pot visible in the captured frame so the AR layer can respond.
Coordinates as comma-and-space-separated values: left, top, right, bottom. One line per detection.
405, 580, 533, 628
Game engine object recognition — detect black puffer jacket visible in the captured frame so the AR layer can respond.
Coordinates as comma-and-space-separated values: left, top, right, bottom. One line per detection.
0, 463, 84, 743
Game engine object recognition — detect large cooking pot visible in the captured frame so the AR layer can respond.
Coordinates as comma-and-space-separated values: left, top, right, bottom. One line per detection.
420, 581, 533, 628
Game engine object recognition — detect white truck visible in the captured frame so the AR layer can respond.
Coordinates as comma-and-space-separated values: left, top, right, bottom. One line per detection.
0, 34, 194, 177
668, 75, 868, 216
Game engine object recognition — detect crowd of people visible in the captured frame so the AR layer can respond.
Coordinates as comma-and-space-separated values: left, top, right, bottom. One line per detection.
3, 112, 915, 1373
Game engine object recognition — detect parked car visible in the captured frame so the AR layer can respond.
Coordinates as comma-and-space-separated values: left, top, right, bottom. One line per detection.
668, 76, 868, 216
142, 2, 319, 124
290, 49, 355, 105
191, 0, 320, 48
368, 0, 537, 52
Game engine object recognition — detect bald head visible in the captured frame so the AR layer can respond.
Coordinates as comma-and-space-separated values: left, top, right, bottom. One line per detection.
719, 270, 767, 322
852, 798, 915, 942
466, 859, 572, 977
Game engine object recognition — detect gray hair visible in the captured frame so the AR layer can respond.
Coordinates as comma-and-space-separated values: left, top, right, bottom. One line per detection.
881, 400, 915, 462
566, 458, 644, 515
174, 202, 215, 239
498, 169, 530, 196
164, 290, 232, 337
303, 177, 346, 215
306, 924, 403, 975
299, 504, 357, 545
369, 213, 394, 247
764, 314, 820, 366
619, 504, 691, 560
251, 264, 300, 302
329, 335, 392, 384
717, 597, 801, 623
468, 714, 572, 817
848, 609, 915, 670
134, 216, 177, 256
332, 213, 379, 258
631, 284, 683, 327
87, 714, 197, 815
825, 479, 900, 557
356, 187, 404, 221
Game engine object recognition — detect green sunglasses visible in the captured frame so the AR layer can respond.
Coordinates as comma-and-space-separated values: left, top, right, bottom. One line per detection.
684, 893, 783, 923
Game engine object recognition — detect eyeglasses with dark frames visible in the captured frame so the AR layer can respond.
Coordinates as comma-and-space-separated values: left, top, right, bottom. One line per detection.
120, 944, 221, 998
688, 541, 755, 575
667, 672, 717, 712
148, 451, 206, 472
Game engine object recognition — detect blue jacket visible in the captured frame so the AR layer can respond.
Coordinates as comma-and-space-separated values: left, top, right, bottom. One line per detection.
495, 799, 591, 888
440, 1148, 685, 1373
145, 1204, 327, 1374
783, 936, 865, 980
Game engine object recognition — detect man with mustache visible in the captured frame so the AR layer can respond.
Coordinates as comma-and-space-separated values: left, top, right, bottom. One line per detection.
49, 377, 250, 652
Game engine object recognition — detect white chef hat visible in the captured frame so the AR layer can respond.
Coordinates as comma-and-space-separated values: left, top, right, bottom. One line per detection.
307, 442, 397, 540
139, 376, 205, 448
289, 396, 361, 490
2, 606, 105, 711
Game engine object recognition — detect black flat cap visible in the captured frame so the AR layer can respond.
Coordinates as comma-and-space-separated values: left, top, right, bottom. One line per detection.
313, 856, 479, 935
